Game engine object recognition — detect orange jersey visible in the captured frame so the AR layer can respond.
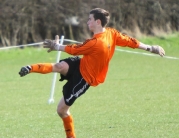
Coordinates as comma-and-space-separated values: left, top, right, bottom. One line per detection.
65, 27, 139, 86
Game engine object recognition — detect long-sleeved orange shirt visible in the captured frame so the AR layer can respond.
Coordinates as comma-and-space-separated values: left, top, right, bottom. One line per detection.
65, 27, 139, 86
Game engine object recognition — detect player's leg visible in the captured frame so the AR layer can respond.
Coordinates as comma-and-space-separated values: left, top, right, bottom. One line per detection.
19, 61, 69, 77
57, 97, 75, 138
60, 71, 90, 138
52, 61, 69, 76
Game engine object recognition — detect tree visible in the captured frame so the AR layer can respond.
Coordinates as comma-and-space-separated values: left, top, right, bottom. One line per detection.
0, 0, 178, 46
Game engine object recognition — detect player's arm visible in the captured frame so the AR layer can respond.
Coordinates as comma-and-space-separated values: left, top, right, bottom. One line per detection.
64, 39, 96, 55
115, 31, 165, 57
138, 42, 165, 57
43, 35, 96, 55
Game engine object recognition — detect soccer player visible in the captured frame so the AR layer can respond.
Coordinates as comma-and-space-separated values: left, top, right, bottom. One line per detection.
19, 8, 165, 138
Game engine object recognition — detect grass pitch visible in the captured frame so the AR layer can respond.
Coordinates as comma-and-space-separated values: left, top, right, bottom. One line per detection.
0, 34, 179, 138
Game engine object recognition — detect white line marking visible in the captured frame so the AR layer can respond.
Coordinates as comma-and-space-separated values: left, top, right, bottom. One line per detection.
0, 39, 178, 60
116, 48, 179, 60
0, 42, 43, 50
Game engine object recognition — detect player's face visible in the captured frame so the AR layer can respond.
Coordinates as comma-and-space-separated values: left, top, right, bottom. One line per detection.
87, 14, 97, 32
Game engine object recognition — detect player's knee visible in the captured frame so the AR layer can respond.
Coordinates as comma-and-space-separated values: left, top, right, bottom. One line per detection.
53, 61, 69, 75
57, 107, 68, 118
57, 108, 63, 118
53, 62, 65, 71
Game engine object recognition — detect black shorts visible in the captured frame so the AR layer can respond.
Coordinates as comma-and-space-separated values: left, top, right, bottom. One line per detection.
59, 56, 90, 106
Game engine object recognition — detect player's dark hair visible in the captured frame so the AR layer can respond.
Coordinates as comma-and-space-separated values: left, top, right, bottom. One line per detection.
89, 8, 110, 27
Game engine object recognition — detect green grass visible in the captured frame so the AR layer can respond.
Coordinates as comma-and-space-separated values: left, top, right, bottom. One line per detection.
0, 35, 179, 138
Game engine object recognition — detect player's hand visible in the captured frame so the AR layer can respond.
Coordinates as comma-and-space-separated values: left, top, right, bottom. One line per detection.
43, 35, 60, 52
151, 45, 165, 57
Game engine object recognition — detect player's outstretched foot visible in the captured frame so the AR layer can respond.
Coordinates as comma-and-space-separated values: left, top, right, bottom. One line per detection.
19, 66, 31, 77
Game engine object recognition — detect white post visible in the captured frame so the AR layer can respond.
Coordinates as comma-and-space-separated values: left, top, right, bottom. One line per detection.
48, 35, 64, 104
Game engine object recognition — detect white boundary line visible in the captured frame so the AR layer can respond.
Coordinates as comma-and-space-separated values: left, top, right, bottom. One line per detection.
115, 48, 179, 60
0, 39, 178, 60
0, 42, 43, 50
0, 39, 82, 50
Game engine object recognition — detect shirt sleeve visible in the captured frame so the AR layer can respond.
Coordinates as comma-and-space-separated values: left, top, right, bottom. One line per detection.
65, 38, 97, 55
115, 31, 139, 48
